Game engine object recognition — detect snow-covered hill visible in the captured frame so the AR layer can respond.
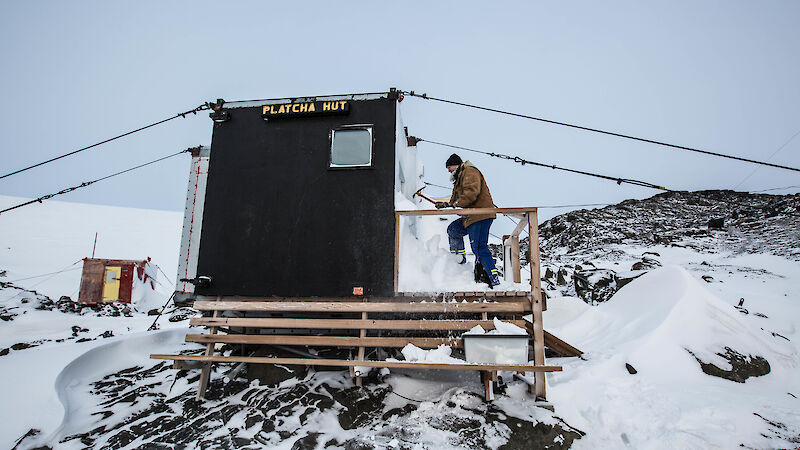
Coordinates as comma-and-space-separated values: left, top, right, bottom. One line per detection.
1, 192, 799, 449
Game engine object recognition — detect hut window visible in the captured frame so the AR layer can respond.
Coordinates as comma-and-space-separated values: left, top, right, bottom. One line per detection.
330, 127, 372, 168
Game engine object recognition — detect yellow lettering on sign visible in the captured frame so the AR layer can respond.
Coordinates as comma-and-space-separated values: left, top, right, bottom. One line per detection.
308, 103, 316, 112
299, 103, 308, 113
339, 101, 347, 109
291, 104, 298, 113
322, 102, 331, 111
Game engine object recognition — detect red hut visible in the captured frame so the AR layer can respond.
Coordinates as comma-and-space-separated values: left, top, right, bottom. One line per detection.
78, 257, 157, 304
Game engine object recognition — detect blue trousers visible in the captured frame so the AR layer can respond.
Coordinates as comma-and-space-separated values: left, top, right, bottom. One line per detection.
447, 218, 498, 279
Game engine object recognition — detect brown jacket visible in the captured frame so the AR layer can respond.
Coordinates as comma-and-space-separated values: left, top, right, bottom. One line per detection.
449, 161, 496, 228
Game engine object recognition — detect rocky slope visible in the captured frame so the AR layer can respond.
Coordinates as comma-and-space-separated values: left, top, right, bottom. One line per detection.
528, 190, 799, 303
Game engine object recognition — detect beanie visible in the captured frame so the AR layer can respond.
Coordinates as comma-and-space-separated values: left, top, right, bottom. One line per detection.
445, 153, 462, 167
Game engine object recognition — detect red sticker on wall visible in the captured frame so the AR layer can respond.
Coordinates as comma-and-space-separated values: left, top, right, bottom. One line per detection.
353, 287, 364, 296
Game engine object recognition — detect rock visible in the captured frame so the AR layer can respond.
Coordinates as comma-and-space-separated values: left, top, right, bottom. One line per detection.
631, 257, 661, 271
169, 307, 196, 322
556, 268, 568, 285
625, 363, 637, 374
708, 217, 725, 229
688, 347, 770, 383
147, 309, 160, 316
615, 272, 646, 290
11, 342, 34, 351
344, 440, 375, 450
701, 275, 714, 283
573, 268, 617, 304
291, 433, 320, 450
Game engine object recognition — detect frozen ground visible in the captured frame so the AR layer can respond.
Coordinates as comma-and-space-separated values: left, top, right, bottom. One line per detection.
2, 193, 799, 449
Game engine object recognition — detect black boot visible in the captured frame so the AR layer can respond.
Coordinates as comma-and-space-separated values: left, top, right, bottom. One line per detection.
474, 261, 491, 286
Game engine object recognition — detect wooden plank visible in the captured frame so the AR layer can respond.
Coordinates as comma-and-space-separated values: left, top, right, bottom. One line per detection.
150, 354, 563, 372
191, 301, 527, 313
190, 317, 529, 331
173, 360, 204, 370
528, 211, 547, 400
542, 328, 583, 357
396, 207, 538, 216
185, 334, 464, 349
505, 215, 529, 242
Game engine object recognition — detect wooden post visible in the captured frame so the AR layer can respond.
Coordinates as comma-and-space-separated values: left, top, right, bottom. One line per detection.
527, 210, 546, 400
394, 213, 400, 294
355, 311, 367, 387
482, 371, 494, 401
510, 235, 521, 283
197, 304, 221, 400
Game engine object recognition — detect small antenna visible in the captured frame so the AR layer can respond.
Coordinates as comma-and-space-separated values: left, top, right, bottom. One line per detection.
92, 232, 98, 258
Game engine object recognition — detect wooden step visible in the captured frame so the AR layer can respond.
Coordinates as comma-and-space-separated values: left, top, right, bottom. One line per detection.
190, 317, 527, 331
192, 301, 528, 313
185, 333, 464, 348
150, 354, 562, 373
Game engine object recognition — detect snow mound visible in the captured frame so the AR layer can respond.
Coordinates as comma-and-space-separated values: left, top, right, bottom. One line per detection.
48, 329, 192, 444
557, 266, 796, 378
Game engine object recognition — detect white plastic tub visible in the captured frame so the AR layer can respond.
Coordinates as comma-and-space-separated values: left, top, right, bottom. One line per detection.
463, 334, 529, 365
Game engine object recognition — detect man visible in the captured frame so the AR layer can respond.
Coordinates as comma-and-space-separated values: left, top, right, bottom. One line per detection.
435, 153, 501, 287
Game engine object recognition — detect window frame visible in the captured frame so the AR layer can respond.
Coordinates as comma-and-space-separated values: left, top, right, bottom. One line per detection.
328, 124, 374, 170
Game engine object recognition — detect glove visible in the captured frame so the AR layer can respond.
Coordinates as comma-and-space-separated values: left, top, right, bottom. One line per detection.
434, 201, 450, 209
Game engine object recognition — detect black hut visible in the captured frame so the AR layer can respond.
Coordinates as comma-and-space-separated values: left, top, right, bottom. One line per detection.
190, 91, 403, 299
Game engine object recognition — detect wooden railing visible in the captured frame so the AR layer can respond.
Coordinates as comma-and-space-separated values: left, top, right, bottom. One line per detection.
394, 207, 547, 399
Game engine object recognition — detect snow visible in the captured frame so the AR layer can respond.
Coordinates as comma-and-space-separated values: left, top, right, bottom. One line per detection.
0, 194, 181, 304
400, 343, 464, 365
545, 262, 800, 449
395, 192, 528, 293
2, 193, 800, 448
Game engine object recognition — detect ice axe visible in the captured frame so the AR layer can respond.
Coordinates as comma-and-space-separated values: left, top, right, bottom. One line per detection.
413, 186, 437, 205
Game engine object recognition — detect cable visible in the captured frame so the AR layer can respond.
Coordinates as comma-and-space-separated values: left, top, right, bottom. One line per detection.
7, 266, 82, 283
156, 265, 176, 289
147, 291, 177, 331
750, 185, 800, 193
0, 104, 209, 181
0, 148, 192, 216
733, 127, 800, 189
538, 203, 612, 209
224, 91, 394, 105
417, 138, 672, 191
423, 181, 452, 190
402, 91, 800, 173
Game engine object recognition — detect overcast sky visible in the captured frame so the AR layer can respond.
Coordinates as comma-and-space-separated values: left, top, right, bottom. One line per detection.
1, 1, 798, 227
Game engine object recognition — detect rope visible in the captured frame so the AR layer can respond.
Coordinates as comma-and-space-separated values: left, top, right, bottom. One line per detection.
402, 91, 800, 173
417, 138, 672, 191
0, 148, 192, 216
0, 104, 209, 181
